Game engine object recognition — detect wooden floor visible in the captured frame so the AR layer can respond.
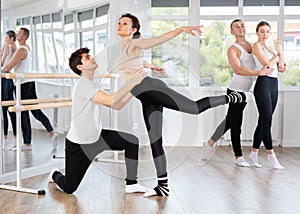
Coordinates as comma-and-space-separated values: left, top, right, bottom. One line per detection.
1, 135, 300, 213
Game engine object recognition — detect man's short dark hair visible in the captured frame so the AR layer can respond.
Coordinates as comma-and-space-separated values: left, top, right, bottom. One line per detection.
230, 19, 242, 30
20, 27, 30, 39
69, 47, 90, 76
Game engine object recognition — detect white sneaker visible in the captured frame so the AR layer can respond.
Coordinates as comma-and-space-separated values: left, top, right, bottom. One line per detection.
125, 183, 150, 193
200, 142, 214, 161
9, 144, 17, 151
267, 153, 285, 170
249, 151, 262, 168
2, 139, 8, 150
235, 157, 250, 167
48, 167, 60, 183
51, 132, 58, 149
11, 144, 32, 151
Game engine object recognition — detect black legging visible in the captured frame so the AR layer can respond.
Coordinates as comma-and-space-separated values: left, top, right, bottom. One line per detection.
131, 77, 228, 177
1, 78, 16, 136
53, 129, 139, 194
210, 88, 247, 157
253, 76, 278, 150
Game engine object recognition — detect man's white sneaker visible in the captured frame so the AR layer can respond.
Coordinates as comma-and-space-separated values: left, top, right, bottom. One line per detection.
200, 142, 214, 161
51, 132, 58, 149
125, 183, 150, 193
48, 167, 60, 183
235, 157, 250, 167
11, 144, 32, 151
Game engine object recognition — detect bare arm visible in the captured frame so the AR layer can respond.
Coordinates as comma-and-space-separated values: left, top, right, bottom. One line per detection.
274, 38, 285, 69
143, 60, 166, 75
227, 46, 271, 76
252, 42, 278, 68
91, 69, 146, 110
1, 44, 9, 66
133, 26, 202, 50
2, 48, 27, 73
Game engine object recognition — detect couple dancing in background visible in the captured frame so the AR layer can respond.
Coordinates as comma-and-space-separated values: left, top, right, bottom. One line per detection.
202, 20, 286, 170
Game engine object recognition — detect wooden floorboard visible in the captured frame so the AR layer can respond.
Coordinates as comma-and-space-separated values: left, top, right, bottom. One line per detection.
1, 136, 300, 213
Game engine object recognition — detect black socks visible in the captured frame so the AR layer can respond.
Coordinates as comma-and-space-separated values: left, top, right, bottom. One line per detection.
153, 177, 169, 196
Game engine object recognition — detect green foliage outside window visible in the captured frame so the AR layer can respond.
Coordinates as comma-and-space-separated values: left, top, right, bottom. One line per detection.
200, 21, 233, 86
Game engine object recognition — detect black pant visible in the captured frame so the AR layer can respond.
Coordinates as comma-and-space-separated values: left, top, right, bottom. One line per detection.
253, 76, 278, 150
1, 78, 16, 136
15, 81, 53, 144
53, 129, 139, 194
210, 88, 247, 157
131, 77, 227, 177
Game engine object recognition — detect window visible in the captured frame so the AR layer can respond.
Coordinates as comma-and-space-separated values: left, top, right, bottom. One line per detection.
30, 12, 64, 75
151, 20, 189, 86
243, 0, 280, 15
283, 20, 300, 86
199, 20, 233, 86
64, 14, 74, 31
151, 0, 189, 86
52, 12, 62, 29
200, 0, 238, 15
78, 9, 93, 28
285, 0, 300, 15
95, 5, 109, 25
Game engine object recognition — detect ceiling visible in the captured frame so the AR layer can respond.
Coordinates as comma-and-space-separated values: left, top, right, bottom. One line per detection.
1, 0, 41, 11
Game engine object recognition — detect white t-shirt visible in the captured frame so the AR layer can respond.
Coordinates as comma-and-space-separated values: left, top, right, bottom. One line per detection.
66, 76, 102, 144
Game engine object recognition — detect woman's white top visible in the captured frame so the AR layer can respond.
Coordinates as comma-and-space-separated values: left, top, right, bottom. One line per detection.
253, 45, 278, 78
3, 45, 14, 69
228, 43, 255, 92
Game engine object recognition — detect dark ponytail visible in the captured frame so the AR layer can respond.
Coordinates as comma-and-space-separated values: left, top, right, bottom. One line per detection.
119, 13, 141, 39
6, 30, 16, 41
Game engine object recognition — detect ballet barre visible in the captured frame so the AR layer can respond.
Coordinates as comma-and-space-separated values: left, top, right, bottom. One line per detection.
2, 97, 72, 107
1, 72, 118, 79
8, 101, 72, 112
0, 72, 121, 195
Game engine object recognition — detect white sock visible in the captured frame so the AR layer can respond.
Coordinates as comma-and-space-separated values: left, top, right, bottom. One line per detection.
249, 151, 262, 168
267, 153, 285, 169
2, 138, 8, 150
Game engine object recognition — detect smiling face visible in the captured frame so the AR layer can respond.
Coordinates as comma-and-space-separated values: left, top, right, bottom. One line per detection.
117, 17, 136, 38
256, 25, 271, 43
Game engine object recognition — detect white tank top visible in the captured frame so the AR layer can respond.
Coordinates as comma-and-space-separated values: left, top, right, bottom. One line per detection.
228, 43, 255, 92
14, 45, 31, 84
3, 45, 14, 69
253, 45, 278, 78
114, 41, 144, 81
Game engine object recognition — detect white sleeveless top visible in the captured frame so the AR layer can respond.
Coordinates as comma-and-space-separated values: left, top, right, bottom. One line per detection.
14, 45, 31, 84
3, 45, 14, 70
253, 45, 278, 78
114, 41, 144, 81
228, 43, 255, 92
